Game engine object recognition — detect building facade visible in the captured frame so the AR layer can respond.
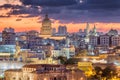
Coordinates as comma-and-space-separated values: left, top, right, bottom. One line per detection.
5, 64, 86, 80
2, 27, 15, 45
40, 14, 52, 35
111, 35, 120, 46
89, 36, 98, 46
99, 35, 110, 47
58, 26, 67, 35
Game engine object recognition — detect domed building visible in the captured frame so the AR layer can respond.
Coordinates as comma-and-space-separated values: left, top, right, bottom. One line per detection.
39, 15, 66, 40
41, 14, 52, 35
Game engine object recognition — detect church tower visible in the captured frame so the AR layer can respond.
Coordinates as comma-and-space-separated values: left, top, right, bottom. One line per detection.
40, 14, 52, 35
85, 23, 90, 43
86, 22, 89, 37
92, 25, 98, 36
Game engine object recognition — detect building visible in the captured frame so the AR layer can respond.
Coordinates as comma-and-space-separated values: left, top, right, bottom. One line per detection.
5, 64, 86, 80
90, 25, 98, 36
40, 14, 52, 35
89, 36, 98, 47
78, 62, 94, 77
99, 35, 110, 47
2, 27, 15, 45
107, 29, 118, 36
32, 44, 54, 55
39, 15, 66, 40
52, 28, 56, 35
26, 30, 39, 49
58, 26, 67, 35
84, 23, 90, 43
51, 45, 75, 59
111, 35, 120, 46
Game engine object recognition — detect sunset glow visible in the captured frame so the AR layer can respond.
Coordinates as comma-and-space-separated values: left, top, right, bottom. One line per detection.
0, 0, 120, 33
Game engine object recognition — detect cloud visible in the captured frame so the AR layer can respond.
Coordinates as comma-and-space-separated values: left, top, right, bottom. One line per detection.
16, 18, 22, 21
20, 0, 77, 7
0, 4, 23, 9
0, 4, 41, 18
1, 0, 120, 23
0, 15, 10, 18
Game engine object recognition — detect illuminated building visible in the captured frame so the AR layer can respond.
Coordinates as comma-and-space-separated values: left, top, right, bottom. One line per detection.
89, 36, 98, 47
78, 62, 94, 77
0, 61, 24, 78
90, 25, 98, 36
84, 23, 90, 43
39, 15, 66, 40
58, 25, 67, 35
2, 27, 15, 45
0, 45, 16, 59
99, 35, 110, 47
40, 14, 52, 35
52, 28, 56, 35
5, 64, 86, 80
111, 35, 120, 46
107, 29, 118, 36
51, 45, 75, 59
32, 44, 54, 55
26, 30, 39, 49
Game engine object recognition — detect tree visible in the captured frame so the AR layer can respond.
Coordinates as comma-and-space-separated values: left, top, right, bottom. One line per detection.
89, 66, 103, 79
94, 66, 103, 75
58, 56, 67, 64
65, 58, 76, 65
102, 66, 116, 79
75, 49, 88, 57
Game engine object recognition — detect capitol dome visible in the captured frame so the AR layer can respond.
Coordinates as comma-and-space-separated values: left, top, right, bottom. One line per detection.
40, 14, 52, 35
42, 14, 51, 27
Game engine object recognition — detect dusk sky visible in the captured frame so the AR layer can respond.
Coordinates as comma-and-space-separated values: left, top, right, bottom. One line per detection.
0, 0, 120, 32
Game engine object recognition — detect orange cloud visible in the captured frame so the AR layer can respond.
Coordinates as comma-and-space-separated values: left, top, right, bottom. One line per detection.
0, 14, 120, 33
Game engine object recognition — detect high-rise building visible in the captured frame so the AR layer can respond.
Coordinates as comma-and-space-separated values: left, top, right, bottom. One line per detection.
2, 27, 15, 45
52, 28, 56, 35
58, 25, 67, 35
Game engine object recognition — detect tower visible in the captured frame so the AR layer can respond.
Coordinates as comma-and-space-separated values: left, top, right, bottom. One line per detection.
40, 14, 52, 35
2, 27, 15, 45
85, 23, 90, 43
92, 25, 98, 36
86, 22, 89, 37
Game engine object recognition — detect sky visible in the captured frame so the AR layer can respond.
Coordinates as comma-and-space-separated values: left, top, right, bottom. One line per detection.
0, 0, 120, 33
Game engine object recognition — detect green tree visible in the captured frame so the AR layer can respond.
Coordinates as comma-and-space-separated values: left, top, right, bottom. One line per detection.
75, 49, 88, 57
95, 66, 103, 75
58, 56, 67, 64
65, 58, 76, 65
102, 66, 116, 79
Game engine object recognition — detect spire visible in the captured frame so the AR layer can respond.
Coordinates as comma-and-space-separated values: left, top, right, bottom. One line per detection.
93, 24, 96, 30
86, 22, 89, 29
93, 24, 97, 36
86, 22, 89, 35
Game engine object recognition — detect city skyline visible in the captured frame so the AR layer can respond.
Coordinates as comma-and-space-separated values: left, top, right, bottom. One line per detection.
0, 0, 120, 33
